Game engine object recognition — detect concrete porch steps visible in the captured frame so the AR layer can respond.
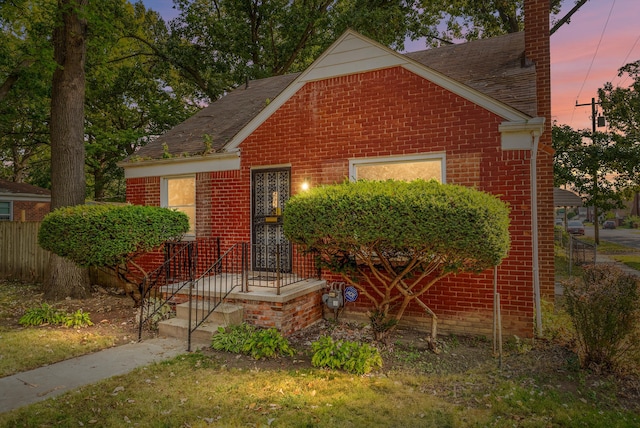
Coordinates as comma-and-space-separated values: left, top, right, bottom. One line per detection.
158, 301, 244, 345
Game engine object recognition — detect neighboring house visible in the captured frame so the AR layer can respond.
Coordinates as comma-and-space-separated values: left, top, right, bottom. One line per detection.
121, 0, 554, 338
0, 179, 51, 222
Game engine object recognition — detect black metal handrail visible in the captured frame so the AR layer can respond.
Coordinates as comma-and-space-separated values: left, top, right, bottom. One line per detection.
137, 241, 196, 340
187, 242, 248, 350
137, 239, 320, 346
249, 243, 320, 294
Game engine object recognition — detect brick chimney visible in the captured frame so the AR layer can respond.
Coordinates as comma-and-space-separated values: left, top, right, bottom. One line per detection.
524, 0, 555, 327
524, 0, 551, 143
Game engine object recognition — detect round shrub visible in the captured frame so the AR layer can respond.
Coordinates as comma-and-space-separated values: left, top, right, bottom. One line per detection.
38, 204, 189, 268
563, 264, 640, 371
284, 179, 510, 274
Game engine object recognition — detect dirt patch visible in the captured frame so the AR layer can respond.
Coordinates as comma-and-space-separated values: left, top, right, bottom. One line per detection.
0, 281, 151, 345
199, 319, 640, 413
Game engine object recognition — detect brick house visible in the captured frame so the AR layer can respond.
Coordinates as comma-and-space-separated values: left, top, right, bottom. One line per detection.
0, 179, 51, 222
121, 0, 554, 338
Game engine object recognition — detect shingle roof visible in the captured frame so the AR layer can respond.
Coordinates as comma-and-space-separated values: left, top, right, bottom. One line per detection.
405, 32, 535, 117
0, 179, 51, 197
554, 188, 583, 207
131, 73, 300, 160
128, 32, 534, 162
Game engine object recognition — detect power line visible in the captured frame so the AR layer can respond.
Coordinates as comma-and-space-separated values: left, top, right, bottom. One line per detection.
575, 0, 616, 101
571, 0, 616, 125
614, 33, 640, 87
550, 0, 589, 35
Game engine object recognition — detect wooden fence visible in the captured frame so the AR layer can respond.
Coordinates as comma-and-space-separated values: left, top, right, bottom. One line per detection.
0, 221, 49, 282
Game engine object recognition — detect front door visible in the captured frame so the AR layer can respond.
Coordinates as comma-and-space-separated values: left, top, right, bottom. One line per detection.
251, 168, 291, 272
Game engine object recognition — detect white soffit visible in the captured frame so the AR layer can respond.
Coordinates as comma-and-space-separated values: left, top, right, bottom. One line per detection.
499, 118, 545, 150
122, 152, 240, 179
226, 30, 530, 151
0, 193, 50, 202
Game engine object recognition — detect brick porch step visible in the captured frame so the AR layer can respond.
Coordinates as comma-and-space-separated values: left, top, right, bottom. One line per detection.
158, 318, 220, 344
158, 302, 243, 345
175, 301, 244, 325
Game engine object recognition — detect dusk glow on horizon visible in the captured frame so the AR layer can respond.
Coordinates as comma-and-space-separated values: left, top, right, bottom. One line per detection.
551, 0, 640, 131
141, 0, 639, 132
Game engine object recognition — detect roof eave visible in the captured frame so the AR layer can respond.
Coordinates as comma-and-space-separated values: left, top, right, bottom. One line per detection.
0, 193, 51, 202
119, 150, 241, 179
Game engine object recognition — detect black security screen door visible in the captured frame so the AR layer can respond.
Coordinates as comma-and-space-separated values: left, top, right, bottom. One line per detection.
251, 168, 291, 272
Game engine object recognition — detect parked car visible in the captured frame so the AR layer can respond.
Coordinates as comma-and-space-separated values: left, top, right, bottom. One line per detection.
554, 218, 564, 226
602, 220, 616, 229
567, 220, 585, 235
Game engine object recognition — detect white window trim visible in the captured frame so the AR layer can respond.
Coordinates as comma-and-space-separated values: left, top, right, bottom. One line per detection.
0, 200, 12, 221
349, 153, 446, 182
161, 175, 196, 238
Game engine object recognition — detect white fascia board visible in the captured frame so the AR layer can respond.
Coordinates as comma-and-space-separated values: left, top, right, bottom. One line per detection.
121, 151, 240, 179
225, 30, 530, 152
0, 193, 51, 202
499, 117, 545, 150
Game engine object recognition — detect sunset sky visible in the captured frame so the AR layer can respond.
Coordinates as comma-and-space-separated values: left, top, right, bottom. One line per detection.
142, 0, 640, 132
550, 0, 639, 131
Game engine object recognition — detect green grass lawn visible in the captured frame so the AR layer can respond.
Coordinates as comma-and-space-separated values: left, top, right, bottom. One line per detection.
1, 352, 638, 427
612, 254, 640, 270
568, 235, 640, 271
0, 327, 116, 377
1, 249, 639, 427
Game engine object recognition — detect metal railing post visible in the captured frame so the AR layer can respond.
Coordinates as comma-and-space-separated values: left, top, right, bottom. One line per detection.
276, 244, 281, 295
569, 237, 573, 276
138, 277, 147, 341
187, 280, 194, 352
242, 242, 248, 292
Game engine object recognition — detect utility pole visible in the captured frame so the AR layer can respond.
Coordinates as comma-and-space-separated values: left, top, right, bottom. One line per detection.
575, 97, 605, 244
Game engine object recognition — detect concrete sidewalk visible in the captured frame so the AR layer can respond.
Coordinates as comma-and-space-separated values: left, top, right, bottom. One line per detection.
595, 253, 640, 277
0, 338, 187, 414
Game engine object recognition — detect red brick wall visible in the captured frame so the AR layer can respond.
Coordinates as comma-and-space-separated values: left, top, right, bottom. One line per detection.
236, 67, 536, 337
11, 201, 50, 221
126, 177, 160, 206
227, 290, 324, 335
127, 56, 554, 337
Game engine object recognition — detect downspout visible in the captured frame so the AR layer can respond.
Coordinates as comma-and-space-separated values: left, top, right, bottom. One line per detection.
500, 118, 546, 337
530, 131, 542, 336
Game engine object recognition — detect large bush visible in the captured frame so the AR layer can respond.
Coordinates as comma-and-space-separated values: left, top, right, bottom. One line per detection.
39, 204, 189, 267
563, 264, 640, 371
39, 204, 189, 302
284, 179, 510, 341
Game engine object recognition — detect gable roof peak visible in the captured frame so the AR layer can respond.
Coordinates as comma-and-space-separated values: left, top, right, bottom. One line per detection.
123, 29, 536, 167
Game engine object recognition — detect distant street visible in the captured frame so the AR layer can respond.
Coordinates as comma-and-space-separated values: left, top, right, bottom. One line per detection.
584, 225, 640, 250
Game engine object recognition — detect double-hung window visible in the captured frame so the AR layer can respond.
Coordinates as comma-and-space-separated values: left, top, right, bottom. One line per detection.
0, 201, 11, 221
350, 153, 445, 182
161, 176, 195, 236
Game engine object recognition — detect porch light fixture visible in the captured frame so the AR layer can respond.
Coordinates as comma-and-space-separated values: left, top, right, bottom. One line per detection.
301, 180, 310, 191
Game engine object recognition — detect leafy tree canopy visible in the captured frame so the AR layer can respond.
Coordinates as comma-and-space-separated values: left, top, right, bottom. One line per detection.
599, 60, 640, 143
1, 0, 572, 196
552, 124, 640, 242
414, 0, 563, 45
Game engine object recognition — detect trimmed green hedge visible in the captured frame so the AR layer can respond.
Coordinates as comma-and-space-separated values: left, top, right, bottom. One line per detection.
283, 179, 510, 274
284, 179, 510, 341
38, 204, 189, 268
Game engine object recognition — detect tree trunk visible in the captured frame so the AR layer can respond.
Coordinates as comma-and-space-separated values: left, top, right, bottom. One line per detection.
43, 0, 90, 300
